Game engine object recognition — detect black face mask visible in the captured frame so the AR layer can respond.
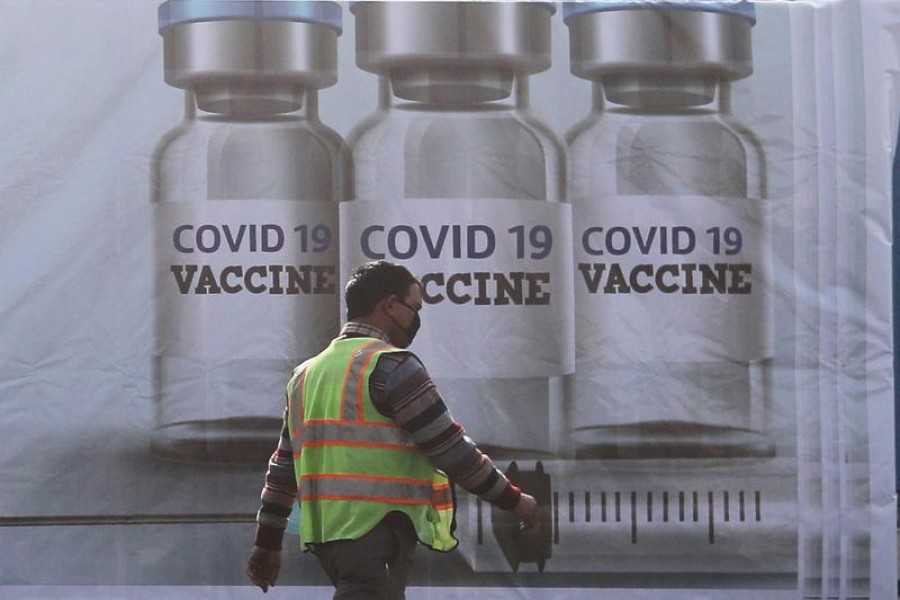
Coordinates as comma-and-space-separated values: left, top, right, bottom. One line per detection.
390, 300, 421, 348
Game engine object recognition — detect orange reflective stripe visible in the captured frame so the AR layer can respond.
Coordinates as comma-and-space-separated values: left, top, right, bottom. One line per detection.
302, 440, 417, 451
339, 339, 385, 422
288, 368, 308, 438
300, 421, 413, 448
303, 473, 432, 486
303, 419, 397, 428
302, 495, 434, 506
299, 471, 453, 510
356, 346, 383, 422
432, 484, 453, 509
301, 473, 439, 504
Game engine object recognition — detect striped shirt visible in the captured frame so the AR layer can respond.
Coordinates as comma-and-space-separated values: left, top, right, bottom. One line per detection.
254, 321, 522, 550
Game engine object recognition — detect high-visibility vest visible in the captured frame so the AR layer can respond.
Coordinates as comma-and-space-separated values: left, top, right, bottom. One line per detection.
287, 336, 458, 552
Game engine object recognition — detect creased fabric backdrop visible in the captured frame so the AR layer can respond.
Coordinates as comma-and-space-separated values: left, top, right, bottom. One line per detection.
0, 0, 897, 598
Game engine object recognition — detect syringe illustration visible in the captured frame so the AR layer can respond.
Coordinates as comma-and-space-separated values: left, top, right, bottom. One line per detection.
460, 459, 797, 584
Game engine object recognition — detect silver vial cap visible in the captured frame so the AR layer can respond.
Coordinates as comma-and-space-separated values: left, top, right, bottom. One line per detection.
159, 0, 342, 114
564, 1, 755, 107
352, 1, 554, 103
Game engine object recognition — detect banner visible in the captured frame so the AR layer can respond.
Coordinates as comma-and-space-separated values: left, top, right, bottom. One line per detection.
0, 1, 896, 598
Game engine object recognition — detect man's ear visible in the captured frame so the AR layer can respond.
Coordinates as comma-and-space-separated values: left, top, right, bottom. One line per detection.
375, 294, 395, 315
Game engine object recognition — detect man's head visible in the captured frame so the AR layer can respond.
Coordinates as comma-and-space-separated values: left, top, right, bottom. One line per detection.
345, 261, 423, 348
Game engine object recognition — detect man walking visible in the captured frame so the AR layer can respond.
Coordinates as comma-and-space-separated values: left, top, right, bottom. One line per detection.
247, 260, 538, 597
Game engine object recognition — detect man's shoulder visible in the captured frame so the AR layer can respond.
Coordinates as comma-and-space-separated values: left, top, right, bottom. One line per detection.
374, 349, 430, 380
375, 347, 418, 368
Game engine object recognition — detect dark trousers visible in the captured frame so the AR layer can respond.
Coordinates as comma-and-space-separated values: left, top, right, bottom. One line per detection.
311, 513, 418, 600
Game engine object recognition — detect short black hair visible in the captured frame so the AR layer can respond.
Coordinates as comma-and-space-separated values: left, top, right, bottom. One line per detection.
345, 261, 419, 320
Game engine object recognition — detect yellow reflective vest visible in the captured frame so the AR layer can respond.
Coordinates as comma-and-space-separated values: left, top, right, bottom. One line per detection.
287, 336, 458, 552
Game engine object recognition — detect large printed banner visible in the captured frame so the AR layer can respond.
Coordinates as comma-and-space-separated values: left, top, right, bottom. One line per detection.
0, 1, 897, 598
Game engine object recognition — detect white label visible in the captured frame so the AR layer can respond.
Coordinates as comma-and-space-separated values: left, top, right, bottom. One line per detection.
573, 195, 773, 363
341, 199, 575, 378
155, 200, 339, 360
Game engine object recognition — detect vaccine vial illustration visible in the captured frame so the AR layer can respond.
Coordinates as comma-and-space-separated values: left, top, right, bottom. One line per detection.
342, 1, 574, 459
564, 0, 773, 459
152, 0, 345, 462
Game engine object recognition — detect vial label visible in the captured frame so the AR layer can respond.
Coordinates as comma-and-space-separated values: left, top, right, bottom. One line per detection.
155, 200, 339, 361
341, 199, 575, 378
569, 195, 772, 430
573, 195, 773, 363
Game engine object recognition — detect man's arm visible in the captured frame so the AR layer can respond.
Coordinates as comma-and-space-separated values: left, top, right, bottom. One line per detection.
370, 352, 525, 512
247, 408, 294, 592
253, 409, 296, 550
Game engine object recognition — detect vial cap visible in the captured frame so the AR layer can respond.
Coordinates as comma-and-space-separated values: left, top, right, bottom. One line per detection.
352, 2, 554, 81
349, 1, 557, 15
563, 1, 756, 26
159, 0, 343, 35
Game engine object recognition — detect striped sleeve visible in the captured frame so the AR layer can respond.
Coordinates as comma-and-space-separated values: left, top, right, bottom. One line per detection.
370, 352, 522, 511
254, 407, 296, 550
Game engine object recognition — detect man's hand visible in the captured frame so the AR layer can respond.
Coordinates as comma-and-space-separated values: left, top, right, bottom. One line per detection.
512, 492, 540, 530
246, 546, 282, 593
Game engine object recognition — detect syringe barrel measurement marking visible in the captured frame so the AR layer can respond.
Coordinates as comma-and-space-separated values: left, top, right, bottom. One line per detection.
631, 492, 638, 544
480, 488, 764, 546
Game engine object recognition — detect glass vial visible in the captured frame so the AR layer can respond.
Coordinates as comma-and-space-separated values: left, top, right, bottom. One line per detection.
563, 1, 773, 458
343, 1, 574, 458
152, 1, 345, 463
